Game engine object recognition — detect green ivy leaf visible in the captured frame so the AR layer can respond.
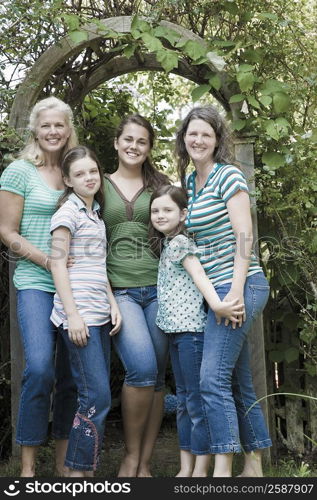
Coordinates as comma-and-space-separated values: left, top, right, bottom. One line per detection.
265, 121, 280, 140
191, 84, 211, 102
206, 51, 226, 71
183, 40, 207, 61
123, 45, 135, 59
259, 95, 272, 107
141, 33, 163, 52
243, 48, 264, 63
273, 91, 291, 113
69, 30, 88, 44
63, 14, 80, 31
224, 1, 239, 14
261, 79, 284, 95
238, 64, 254, 73
275, 117, 291, 131
229, 94, 246, 103
247, 96, 261, 109
284, 347, 299, 364
237, 72, 255, 92
131, 15, 150, 33
209, 74, 222, 91
153, 26, 180, 46
156, 49, 179, 73
232, 119, 246, 131
262, 152, 285, 168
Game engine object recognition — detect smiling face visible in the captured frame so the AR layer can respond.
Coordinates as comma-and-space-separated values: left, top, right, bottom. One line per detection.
150, 194, 187, 237
114, 123, 151, 170
65, 156, 101, 206
184, 118, 218, 168
35, 109, 71, 157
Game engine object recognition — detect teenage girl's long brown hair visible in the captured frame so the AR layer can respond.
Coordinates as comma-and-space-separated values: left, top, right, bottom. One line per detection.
115, 114, 170, 190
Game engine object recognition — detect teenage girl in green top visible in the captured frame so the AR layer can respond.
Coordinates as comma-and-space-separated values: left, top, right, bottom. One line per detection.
103, 114, 170, 477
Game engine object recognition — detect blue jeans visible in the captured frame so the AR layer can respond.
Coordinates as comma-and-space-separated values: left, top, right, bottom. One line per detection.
112, 286, 168, 391
16, 289, 77, 445
200, 272, 272, 454
169, 332, 210, 455
60, 324, 111, 471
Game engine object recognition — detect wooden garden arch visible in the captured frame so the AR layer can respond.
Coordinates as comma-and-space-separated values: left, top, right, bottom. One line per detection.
8, 16, 269, 457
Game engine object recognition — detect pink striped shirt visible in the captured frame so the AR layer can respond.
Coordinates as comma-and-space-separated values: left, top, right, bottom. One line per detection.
50, 193, 111, 328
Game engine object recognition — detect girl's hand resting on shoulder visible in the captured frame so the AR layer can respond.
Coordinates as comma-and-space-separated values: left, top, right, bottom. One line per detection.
213, 298, 245, 328
67, 311, 90, 346
109, 302, 122, 336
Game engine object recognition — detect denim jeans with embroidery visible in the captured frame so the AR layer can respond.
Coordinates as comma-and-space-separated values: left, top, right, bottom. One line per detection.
60, 324, 111, 471
200, 272, 272, 454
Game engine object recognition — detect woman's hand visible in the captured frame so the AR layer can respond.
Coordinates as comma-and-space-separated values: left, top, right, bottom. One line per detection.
66, 255, 75, 268
222, 289, 246, 329
67, 311, 90, 346
213, 298, 244, 326
109, 302, 122, 336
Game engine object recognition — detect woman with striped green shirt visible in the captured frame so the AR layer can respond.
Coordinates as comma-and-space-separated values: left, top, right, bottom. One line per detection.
0, 97, 78, 477
175, 105, 272, 477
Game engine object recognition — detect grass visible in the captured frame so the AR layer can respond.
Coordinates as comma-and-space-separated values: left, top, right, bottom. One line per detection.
1, 419, 316, 478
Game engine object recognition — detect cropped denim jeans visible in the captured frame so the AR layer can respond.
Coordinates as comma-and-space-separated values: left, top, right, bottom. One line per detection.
200, 272, 272, 454
169, 332, 210, 455
16, 289, 77, 445
112, 286, 168, 391
60, 324, 111, 471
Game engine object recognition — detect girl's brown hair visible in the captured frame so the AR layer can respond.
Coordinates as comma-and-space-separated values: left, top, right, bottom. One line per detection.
57, 146, 105, 213
115, 114, 170, 190
148, 184, 188, 257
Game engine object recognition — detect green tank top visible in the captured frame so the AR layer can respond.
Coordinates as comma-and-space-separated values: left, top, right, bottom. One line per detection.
103, 175, 158, 288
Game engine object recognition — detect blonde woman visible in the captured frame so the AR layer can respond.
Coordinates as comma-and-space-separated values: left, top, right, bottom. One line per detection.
0, 96, 78, 477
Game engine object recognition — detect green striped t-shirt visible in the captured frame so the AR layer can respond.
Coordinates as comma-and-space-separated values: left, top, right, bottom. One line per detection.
103, 174, 158, 288
0, 159, 64, 291
186, 163, 262, 287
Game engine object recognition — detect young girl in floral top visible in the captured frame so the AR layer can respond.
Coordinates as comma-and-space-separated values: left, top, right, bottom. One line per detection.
149, 184, 243, 477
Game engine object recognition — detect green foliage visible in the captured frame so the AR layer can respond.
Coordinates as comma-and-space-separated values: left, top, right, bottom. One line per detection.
0, 0, 317, 459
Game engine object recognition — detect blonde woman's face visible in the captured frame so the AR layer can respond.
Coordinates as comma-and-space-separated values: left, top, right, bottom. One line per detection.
36, 109, 71, 156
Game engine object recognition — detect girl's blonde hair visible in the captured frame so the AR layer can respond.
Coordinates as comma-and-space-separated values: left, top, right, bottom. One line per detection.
18, 96, 78, 166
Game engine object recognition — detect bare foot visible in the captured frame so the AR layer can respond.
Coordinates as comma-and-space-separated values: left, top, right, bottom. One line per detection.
54, 465, 70, 477
237, 471, 263, 477
137, 471, 152, 477
176, 469, 193, 477
20, 470, 35, 477
117, 455, 139, 477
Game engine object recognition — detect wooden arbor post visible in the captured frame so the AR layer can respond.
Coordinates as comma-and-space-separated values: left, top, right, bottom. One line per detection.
8, 15, 270, 460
